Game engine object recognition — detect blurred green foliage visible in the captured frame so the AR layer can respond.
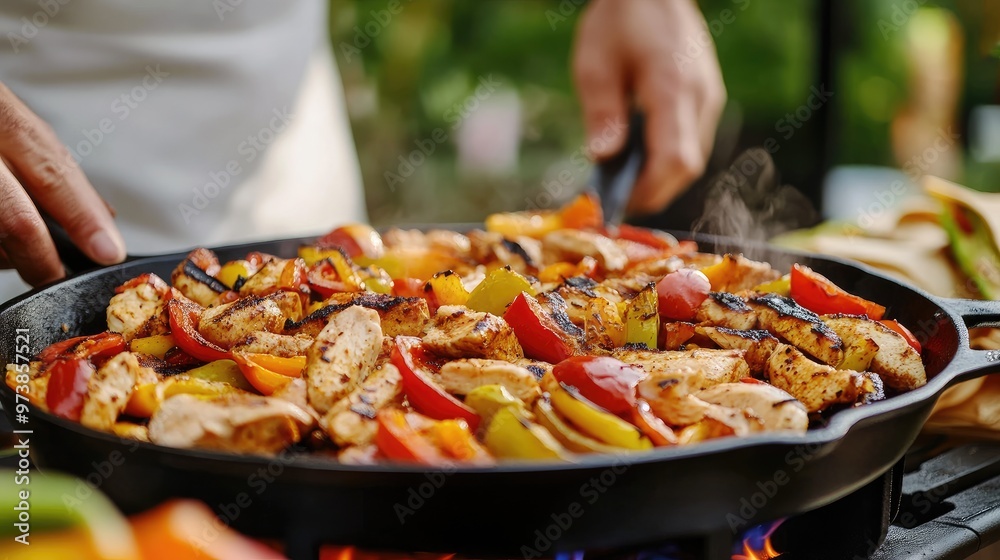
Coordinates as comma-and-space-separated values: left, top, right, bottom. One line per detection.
330, 0, 998, 225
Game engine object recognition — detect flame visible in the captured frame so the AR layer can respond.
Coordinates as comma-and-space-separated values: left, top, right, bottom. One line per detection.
732, 518, 784, 560
320, 546, 455, 560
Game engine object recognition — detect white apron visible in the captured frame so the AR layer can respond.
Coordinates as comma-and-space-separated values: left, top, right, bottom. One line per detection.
0, 0, 365, 301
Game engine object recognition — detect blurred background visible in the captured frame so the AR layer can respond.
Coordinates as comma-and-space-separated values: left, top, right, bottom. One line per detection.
330, 0, 999, 231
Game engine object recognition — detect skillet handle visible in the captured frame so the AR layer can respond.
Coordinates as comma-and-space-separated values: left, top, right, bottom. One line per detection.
934, 297, 1000, 385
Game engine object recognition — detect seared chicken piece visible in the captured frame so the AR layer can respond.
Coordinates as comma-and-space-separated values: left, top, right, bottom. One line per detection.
513, 358, 552, 380
320, 363, 403, 447
613, 348, 749, 387
232, 331, 315, 358
171, 248, 226, 307
80, 352, 154, 432
695, 292, 758, 330
635, 371, 751, 431
106, 273, 171, 341
822, 315, 926, 391
696, 382, 808, 433
423, 306, 523, 361
425, 229, 473, 257
338, 445, 380, 465
149, 393, 313, 455
265, 290, 305, 323
749, 293, 844, 366
859, 372, 886, 405
703, 254, 780, 292
237, 257, 288, 297
438, 359, 541, 403
765, 344, 865, 413
584, 296, 626, 349
305, 306, 383, 414
270, 378, 322, 424
198, 295, 286, 349
554, 277, 601, 326
287, 293, 430, 338
695, 326, 778, 374
543, 230, 628, 271
467, 230, 541, 274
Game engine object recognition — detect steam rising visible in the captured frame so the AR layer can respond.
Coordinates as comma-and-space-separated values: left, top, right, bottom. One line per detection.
692, 148, 817, 268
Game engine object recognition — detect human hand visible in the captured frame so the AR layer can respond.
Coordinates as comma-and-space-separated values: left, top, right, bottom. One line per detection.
573, 0, 726, 214
0, 82, 125, 286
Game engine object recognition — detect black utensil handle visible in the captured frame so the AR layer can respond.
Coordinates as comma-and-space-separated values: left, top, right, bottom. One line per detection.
944, 297, 1000, 330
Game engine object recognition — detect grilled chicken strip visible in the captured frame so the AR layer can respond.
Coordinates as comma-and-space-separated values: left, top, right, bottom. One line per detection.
423, 305, 523, 361
320, 363, 403, 447
198, 294, 286, 349
513, 359, 552, 380
749, 293, 845, 366
695, 326, 778, 374
584, 296, 626, 349
822, 315, 926, 391
305, 306, 383, 414
106, 273, 171, 342
149, 393, 313, 455
438, 359, 541, 403
237, 257, 287, 297
635, 371, 750, 432
542, 230, 628, 272
287, 293, 430, 338
696, 382, 808, 433
270, 378, 322, 424
613, 348, 749, 387
171, 248, 226, 307
80, 352, 156, 432
695, 292, 758, 330
765, 344, 865, 413
232, 331, 315, 358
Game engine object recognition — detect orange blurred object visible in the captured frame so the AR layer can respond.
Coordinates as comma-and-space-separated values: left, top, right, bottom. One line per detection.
131, 500, 285, 560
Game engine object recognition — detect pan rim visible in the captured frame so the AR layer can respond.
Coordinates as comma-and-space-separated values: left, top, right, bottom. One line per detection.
0, 231, 973, 475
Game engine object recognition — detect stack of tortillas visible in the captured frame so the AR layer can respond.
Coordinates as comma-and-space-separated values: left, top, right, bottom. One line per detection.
773, 176, 1000, 438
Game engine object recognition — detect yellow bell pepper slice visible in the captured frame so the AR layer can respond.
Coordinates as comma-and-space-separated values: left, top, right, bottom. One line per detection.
464, 384, 526, 428
485, 211, 563, 239
484, 405, 571, 461
426, 271, 470, 306
534, 398, 626, 454
124, 383, 161, 417
753, 274, 791, 296
298, 246, 343, 267
549, 384, 652, 450
624, 283, 659, 348
124, 373, 250, 418
183, 359, 256, 392
216, 260, 250, 289
466, 266, 535, 317
129, 334, 176, 359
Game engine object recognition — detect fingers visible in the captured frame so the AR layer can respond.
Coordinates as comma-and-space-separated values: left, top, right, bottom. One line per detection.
0, 83, 126, 266
628, 68, 706, 215
0, 160, 64, 286
572, 3, 629, 160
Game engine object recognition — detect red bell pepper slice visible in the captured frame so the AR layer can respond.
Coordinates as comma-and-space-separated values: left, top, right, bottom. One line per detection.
552, 356, 643, 416
503, 292, 577, 363
166, 299, 230, 363
307, 259, 349, 299
390, 337, 480, 431
880, 319, 922, 353
46, 358, 96, 421
613, 224, 676, 250
789, 264, 886, 320
375, 409, 453, 465
36, 332, 126, 370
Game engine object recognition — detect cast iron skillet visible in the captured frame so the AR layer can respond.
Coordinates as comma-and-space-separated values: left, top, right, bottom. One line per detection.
2, 232, 1000, 558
